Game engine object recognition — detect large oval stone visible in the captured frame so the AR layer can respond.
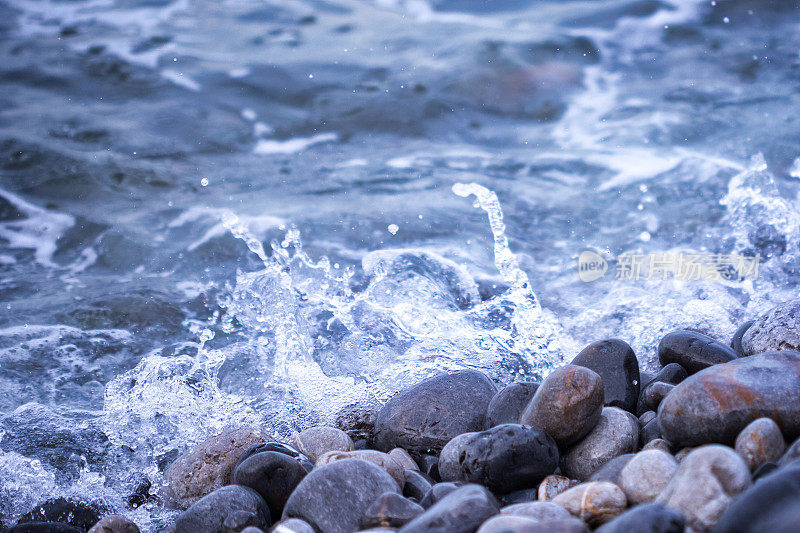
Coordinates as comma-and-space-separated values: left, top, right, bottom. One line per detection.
571, 339, 640, 413
174, 485, 270, 533
373, 370, 497, 457
658, 331, 736, 374
282, 459, 399, 533
486, 382, 539, 427
438, 424, 559, 493
741, 300, 800, 356
658, 350, 800, 446
520, 365, 604, 448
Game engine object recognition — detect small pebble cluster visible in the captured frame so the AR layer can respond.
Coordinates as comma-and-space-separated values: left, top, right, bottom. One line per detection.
6, 300, 800, 533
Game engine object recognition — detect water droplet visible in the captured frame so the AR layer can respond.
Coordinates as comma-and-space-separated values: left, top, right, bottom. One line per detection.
388, 224, 399, 235
200, 178, 209, 187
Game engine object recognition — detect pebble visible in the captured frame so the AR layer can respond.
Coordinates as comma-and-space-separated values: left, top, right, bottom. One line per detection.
87, 516, 140, 533
637, 364, 687, 416
232, 451, 310, 521
477, 515, 588, 533
398, 484, 499, 533
658, 350, 800, 446
438, 424, 559, 493
642, 439, 672, 454
419, 482, 462, 509
713, 459, 800, 533
551, 481, 627, 526
642, 382, 674, 412
403, 469, 434, 501
657, 330, 737, 374
335, 403, 378, 443
734, 417, 786, 471
316, 450, 405, 487
500, 488, 539, 505
361, 492, 424, 528
741, 299, 800, 356
562, 407, 639, 480
223, 509, 261, 531
389, 448, 418, 471
655, 445, 750, 532
638, 411, 656, 426
234, 442, 313, 472
520, 365, 604, 448
639, 417, 662, 447
6, 524, 83, 533
163, 427, 271, 509
174, 485, 270, 533
594, 503, 684, 533
500, 501, 571, 521
618, 450, 677, 505
292, 426, 353, 461
730, 320, 754, 357
241, 528, 267, 533
537, 475, 578, 501
587, 454, 634, 485
673, 447, 694, 462
485, 382, 540, 427
571, 339, 640, 413
373, 370, 496, 457
270, 518, 314, 533
282, 459, 399, 533
16, 499, 107, 531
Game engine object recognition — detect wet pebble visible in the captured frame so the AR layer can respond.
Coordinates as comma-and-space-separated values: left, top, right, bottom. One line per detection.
438, 424, 559, 493
640, 417, 662, 447
657, 330, 736, 374
361, 492, 424, 528
618, 450, 677, 505
292, 426, 353, 461
637, 364, 686, 416
734, 417, 786, 471
403, 469, 434, 501
419, 482, 463, 509
658, 350, 800, 446
520, 365, 604, 448
399, 484, 499, 533
642, 439, 672, 454
232, 451, 310, 522
642, 382, 674, 412
551, 481, 627, 526
730, 320, 754, 357
594, 503, 684, 533
655, 445, 750, 532
282, 459, 399, 533
741, 300, 800, 356
571, 339, 640, 413
373, 370, 496, 457
316, 450, 405, 486
17, 499, 108, 531
485, 382, 540, 427
335, 403, 378, 444
562, 407, 639, 480
174, 485, 270, 533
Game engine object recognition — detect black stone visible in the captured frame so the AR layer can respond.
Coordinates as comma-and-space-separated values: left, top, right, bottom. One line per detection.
361, 492, 424, 528
571, 339, 640, 413
438, 424, 559, 494
499, 488, 539, 506
486, 382, 540, 427
640, 418, 662, 447
373, 370, 497, 457
731, 320, 754, 357
643, 381, 675, 412
234, 442, 313, 472
403, 469, 434, 502
637, 364, 687, 416
399, 484, 499, 533
174, 485, 270, 533
657, 330, 737, 374
17, 499, 107, 531
419, 482, 463, 509
712, 461, 800, 533
232, 451, 310, 522
595, 503, 684, 533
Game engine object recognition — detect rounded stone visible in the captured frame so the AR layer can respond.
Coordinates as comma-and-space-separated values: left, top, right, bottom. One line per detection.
520, 365, 604, 448
571, 339, 640, 413
292, 426, 353, 461
713, 460, 800, 533
642, 439, 672, 454
477, 515, 588, 533
361, 492, 424, 528
87, 516, 140, 533
637, 364, 687, 416
500, 501, 571, 521
551, 482, 627, 526
389, 448, 418, 471
587, 454, 634, 485
537, 475, 578, 501
741, 300, 800, 356
232, 451, 309, 522
655, 445, 750, 533
640, 418, 662, 447
594, 503, 684, 533
639, 411, 656, 427
269, 518, 313, 533
403, 469, 433, 501
398, 484, 499, 533
658, 350, 800, 446
373, 370, 497, 457
16, 499, 107, 531
438, 424, 559, 493
618, 450, 677, 505
419, 482, 462, 509
335, 403, 378, 443
282, 459, 399, 533
316, 449, 405, 486
734, 417, 786, 471
657, 330, 737, 374
174, 485, 270, 533
486, 382, 540, 427
234, 442, 312, 473
562, 407, 639, 481
642, 382, 674, 412
163, 427, 271, 509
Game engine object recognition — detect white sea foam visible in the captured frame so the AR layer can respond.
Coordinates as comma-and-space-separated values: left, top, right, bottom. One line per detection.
253, 133, 338, 155
0, 189, 74, 267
